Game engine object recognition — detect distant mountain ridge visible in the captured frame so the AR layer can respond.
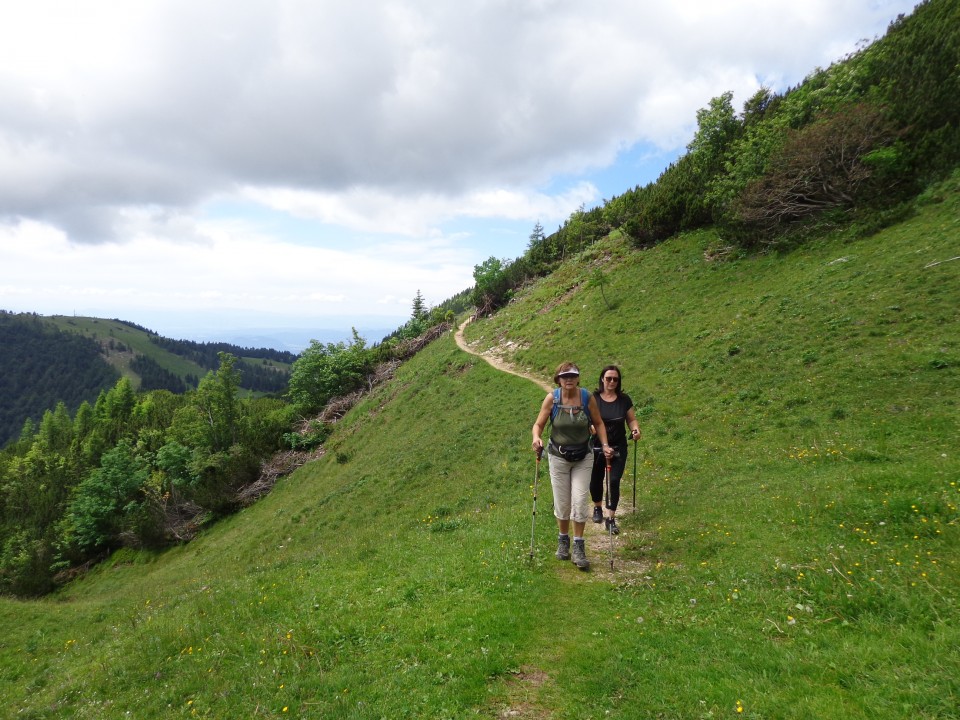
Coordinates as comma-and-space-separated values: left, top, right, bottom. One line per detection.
185, 325, 401, 354
0, 312, 296, 448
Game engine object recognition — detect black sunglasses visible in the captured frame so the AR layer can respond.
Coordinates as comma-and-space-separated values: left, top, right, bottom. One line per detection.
603, 376, 620, 382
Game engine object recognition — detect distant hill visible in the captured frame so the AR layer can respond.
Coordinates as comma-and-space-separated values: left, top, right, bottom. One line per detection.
0, 312, 296, 447
0, 312, 121, 447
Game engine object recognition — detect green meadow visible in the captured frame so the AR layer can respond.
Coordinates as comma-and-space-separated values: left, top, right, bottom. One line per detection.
1, 177, 958, 718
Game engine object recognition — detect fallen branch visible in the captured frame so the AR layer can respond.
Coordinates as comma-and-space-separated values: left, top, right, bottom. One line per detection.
235, 448, 325, 506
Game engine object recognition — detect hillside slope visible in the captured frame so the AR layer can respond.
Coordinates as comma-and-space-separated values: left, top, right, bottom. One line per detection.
0, 313, 121, 447
0, 178, 957, 718
44, 316, 294, 392
0, 314, 294, 447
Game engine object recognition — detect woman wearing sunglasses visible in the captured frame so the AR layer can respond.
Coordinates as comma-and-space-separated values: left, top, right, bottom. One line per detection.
532, 362, 614, 571
589, 365, 641, 535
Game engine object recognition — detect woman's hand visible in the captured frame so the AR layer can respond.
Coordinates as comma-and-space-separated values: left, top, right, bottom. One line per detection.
631, 427, 641, 440
532, 437, 544, 453
602, 444, 614, 460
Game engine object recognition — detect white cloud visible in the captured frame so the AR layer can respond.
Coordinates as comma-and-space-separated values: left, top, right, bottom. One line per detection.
0, 0, 919, 337
0, 216, 474, 322
242, 182, 598, 236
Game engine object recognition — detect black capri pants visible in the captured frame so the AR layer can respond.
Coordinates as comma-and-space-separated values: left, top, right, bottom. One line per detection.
590, 444, 628, 510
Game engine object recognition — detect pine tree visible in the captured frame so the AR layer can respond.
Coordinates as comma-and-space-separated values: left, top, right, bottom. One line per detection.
412, 289, 427, 320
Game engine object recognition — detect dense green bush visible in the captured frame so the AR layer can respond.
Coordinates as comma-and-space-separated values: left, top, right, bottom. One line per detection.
60, 440, 151, 554
287, 330, 374, 415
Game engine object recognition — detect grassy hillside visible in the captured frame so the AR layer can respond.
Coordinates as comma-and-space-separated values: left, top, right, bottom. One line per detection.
45, 316, 293, 388
46, 316, 209, 384
0, 176, 957, 718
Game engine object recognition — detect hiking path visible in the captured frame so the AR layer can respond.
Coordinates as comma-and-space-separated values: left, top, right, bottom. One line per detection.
454, 318, 648, 577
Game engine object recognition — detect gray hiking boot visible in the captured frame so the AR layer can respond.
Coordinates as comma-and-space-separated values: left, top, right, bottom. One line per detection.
571, 538, 590, 571
556, 534, 571, 561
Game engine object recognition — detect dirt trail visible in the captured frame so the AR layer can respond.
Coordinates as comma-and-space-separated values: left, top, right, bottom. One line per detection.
454, 317, 552, 392
455, 318, 647, 575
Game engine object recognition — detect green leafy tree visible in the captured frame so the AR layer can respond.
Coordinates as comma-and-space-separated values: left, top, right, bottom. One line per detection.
81, 378, 137, 467
525, 221, 550, 270
36, 403, 74, 455
529, 220, 545, 247
71, 401, 94, 451
242, 397, 296, 456
471, 256, 511, 314
688, 92, 741, 169
398, 291, 431, 338
61, 440, 149, 554
155, 441, 196, 491
685, 91, 743, 224
103, 377, 136, 440
194, 353, 243, 452
288, 329, 373, 415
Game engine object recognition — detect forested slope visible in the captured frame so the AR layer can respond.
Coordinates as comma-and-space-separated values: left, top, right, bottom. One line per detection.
0, 313, 294, 448
0, 312, 120, 447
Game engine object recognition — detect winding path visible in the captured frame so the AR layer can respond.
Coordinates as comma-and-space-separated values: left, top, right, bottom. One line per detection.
454, 317, 552, 392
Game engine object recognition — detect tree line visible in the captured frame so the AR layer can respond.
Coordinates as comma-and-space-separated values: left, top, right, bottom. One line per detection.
146, 332, 298, 367
0, 314, 297, 446
0, 312, 121, 448
471, 0, 959, 313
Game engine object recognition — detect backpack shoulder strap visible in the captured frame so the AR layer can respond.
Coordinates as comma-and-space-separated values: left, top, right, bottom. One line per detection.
552, 387, 591, 422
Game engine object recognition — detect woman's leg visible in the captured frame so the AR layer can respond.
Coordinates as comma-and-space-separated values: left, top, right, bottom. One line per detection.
549, 453, 573, 525
588, 452, 604, 521
570, 456, 593, 528
607, 449, 628, 517
549, 454, 573, 559
569, 456, 594, 569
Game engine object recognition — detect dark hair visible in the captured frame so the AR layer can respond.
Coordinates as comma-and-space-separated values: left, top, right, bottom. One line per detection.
596, 365, 622, 395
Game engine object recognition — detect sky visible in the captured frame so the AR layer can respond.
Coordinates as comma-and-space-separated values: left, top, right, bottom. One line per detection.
0, 0, 919, 350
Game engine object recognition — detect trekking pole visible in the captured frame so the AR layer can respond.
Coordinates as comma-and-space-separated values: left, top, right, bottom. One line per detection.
632, 437, 638, 514
605, 458, 614, 571
529, 445, 543, 560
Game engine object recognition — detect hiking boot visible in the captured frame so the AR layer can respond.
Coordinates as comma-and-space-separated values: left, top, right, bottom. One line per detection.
592, 506, 603, 524
571, 538, 590, 571
605, 518, 620, 535
556, 534, 571, 561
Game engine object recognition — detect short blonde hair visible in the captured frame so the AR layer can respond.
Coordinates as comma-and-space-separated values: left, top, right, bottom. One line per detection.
552, 362, 580, 386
